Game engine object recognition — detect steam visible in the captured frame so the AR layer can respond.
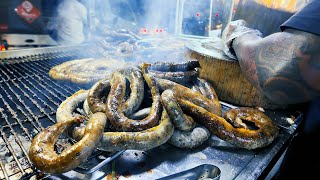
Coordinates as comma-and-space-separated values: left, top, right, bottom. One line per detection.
46, 0, 192, 66
142, 0, 177, 33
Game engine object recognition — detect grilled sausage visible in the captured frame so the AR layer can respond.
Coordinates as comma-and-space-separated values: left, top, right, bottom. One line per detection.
179, 101, 279, 150
161, 89, 195, 131
164, 78, 218, 149
193, 78, 222, 114
147, 69, 199, 84
156, 78, 222, 116
128, 107, 151, 120
148, 59, 200, 72
87, 78, 111, 113
49, 58, 125, 84
83, 99, 92, 116
56, 89, 88, 123
156, 78, 222, 148
120, 67, 145, 115
73, 110, 174, 152
29, 113, 107, 174
87, 67, 144, 114
142, 60, 200, 84
168, 126, 210, 149
160, 86, 216, 148
106, 72, 161, 131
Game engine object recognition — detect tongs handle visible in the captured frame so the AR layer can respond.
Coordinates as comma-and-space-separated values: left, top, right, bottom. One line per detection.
74, 150, 126, 174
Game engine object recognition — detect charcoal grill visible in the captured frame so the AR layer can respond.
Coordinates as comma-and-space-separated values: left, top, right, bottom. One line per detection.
0, 45, 303, 180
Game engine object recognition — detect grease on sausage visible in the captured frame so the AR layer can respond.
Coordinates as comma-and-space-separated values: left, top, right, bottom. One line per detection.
148, 59, 200, 72
180, 101, 279, 150
73, 110, 174, 152
56, 89, 88, 123
87, 78, 111, 113
106, 72, 161, 131
29, 113, 107, 174
156, 78, 222, 116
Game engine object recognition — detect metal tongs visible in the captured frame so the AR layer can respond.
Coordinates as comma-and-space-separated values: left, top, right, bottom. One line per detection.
74, 150, 126, 174
157, 164, 221, 180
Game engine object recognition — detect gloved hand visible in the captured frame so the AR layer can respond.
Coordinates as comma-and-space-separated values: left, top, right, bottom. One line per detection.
221, 20, 263, 60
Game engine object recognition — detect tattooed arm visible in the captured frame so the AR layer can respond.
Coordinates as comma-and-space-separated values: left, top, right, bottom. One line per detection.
232, 29, 320, 104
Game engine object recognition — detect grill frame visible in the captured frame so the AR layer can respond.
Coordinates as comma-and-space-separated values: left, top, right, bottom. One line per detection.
0, 46, 303, 180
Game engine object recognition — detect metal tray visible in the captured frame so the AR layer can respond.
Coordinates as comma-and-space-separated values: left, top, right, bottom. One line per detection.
48, 102, 302, 180
157, 164, 221, 180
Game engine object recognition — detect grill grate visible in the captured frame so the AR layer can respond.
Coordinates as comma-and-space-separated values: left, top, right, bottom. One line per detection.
0, 50, 90, 180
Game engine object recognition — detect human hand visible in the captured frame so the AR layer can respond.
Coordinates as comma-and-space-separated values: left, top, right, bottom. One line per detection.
221, 20, 262, 60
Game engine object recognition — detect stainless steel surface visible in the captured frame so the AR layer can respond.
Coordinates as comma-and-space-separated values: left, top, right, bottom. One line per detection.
0, 34, 58, 50
157, 164, 221, 180
0, 45, 86, 59
74, 150, 126, 174
0, 46, 302, 180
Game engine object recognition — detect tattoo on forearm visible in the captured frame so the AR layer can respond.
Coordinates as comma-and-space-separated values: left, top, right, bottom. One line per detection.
236, 43, 260, 88
234, 30, 320, 104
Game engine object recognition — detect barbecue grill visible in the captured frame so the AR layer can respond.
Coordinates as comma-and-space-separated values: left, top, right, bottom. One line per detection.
0, 46, 91, 179
0, 45, 303, 180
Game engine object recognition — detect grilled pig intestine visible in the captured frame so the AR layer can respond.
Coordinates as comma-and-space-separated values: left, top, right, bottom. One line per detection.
156, 78, 221, 149
29, 113, 107, 174
105, 71, 162, 132
154, 77, 278, 150
167, 126, 210, 149
87, 67, 144, 114
55, 69, 172, 153
180, 103, 279, 150
49, 58, 127, 84
74, 109, 174, 152
29, 60, 280, 175
143, 60, 200, 85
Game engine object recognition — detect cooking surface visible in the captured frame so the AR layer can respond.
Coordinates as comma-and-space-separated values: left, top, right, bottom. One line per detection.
0, 45, 302, 180
0, 49, 88, 180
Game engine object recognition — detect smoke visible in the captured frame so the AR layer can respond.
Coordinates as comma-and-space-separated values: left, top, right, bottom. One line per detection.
142, 0, 177, 34
84, 0, 190, 63
91, 0, 178, 35
45, 0, 194, 66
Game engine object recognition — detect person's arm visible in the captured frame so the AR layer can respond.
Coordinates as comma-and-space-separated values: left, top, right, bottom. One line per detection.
232, 28, 320, 104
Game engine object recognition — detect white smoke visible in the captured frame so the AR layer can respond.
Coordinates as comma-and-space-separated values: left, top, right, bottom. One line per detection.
142, 0, 177, 33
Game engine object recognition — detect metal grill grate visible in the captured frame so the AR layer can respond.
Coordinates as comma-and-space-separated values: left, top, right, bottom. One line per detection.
0, 50, 89, 180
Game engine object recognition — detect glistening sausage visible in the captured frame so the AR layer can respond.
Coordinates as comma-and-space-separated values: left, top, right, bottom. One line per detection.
73, 110, 174, 152
148, 59, 200, 72
29, 113, 107, 174
106, 72, 161, 131
180, 101, 279, 150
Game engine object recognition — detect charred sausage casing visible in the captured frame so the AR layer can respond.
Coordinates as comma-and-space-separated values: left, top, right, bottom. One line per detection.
106, 71, 161, 132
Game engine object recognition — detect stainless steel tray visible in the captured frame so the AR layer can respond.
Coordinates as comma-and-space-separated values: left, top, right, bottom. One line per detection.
48, 102, 302, 180
157, 164, 221, 180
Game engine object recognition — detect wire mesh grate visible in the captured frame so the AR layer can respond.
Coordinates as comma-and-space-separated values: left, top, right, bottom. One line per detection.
0, 50, 90, 180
